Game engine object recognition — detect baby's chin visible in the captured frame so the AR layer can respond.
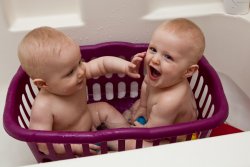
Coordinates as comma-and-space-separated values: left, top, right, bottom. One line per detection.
146, 76, 173, 89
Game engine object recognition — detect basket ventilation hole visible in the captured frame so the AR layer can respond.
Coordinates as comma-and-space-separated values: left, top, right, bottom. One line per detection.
29, 78, 39, 95
202, 95, 212, 118
195, 76, 204, 98
118, 82, 126, 99
105, 73, 113, 78
207, 105, 215, 118
189, 70, 198, 90
118, 73, 125, 78
199, 85, 208, 108
20, 95, 31, 126
92, 83, 101, 101
18, 116, 26, 128
130, 81, 138, 98
25, 84, 35, 105
105, 82, 114, 100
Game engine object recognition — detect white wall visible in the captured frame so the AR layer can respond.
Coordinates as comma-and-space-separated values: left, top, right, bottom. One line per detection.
1, 0, 250, 166
1, 0, 250, 97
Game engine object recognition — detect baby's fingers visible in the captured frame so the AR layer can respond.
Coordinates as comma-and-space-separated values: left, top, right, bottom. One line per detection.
132, 56, 143, 64
128, 61, 140, 71
131, 52, 146, 62
134, 52, 146, 58
128, 73, 141, 79
128, 62, 136, 69
89, 143, 101, 154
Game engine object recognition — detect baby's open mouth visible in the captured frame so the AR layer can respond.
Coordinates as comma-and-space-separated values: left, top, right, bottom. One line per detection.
150, 66, 161, 78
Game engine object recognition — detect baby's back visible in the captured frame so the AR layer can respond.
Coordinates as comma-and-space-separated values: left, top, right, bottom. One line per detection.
169, 80, 197, 124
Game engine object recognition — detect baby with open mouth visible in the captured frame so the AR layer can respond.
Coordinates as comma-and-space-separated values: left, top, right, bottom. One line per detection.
123, 18, 206, 149
149, 65, 161, 80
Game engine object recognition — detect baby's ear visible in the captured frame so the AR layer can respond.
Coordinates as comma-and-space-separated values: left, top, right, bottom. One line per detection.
33, 79, 48, 88
184, 64, 199, 78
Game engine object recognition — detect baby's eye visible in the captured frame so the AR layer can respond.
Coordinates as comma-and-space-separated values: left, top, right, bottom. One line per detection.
149, 47, 157, 53
67, 69, 74, 76
163, 54, 173, 61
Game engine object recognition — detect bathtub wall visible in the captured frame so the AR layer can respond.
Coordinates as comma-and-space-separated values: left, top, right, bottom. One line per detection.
1, 0, 250, 98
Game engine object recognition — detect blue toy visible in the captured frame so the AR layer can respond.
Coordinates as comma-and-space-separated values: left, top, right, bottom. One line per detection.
136, 116, 147, 125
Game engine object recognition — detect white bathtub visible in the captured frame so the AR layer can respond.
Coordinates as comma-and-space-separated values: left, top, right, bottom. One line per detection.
1, 0, 250, 166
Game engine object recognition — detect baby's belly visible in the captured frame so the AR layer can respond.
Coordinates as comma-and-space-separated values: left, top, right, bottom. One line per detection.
74, 112, 92, 131
54, 111, 93, 132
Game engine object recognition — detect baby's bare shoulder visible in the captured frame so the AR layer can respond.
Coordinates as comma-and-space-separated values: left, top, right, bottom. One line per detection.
31, 94, 54, 116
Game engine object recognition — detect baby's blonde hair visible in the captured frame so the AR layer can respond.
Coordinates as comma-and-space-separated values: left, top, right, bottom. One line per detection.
18, 26, 76, 79
157, 18, 205, 64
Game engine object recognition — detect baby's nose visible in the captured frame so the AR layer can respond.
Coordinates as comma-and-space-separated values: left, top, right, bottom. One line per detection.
152, 54, 160, 64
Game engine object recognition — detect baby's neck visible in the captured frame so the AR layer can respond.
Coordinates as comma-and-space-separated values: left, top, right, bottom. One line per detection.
40, 88, 84, 100
151, 78, 188, 92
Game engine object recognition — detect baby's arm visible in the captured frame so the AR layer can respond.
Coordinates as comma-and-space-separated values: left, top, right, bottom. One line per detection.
84, 56, 143, 79
136, 100, 178, 128
29, 105, 72, 155
131, 78, 148, 123
30, 104, 99, 155
29, 104, 54, 155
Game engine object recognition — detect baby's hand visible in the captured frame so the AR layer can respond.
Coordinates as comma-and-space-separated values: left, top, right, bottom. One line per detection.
89, 143, 101, 155
126, 52, 146, 78
131, 105, 147, 123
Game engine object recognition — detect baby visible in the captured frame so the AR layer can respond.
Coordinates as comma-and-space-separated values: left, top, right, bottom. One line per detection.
18, 26, 142, 155
124, 18, 205, 149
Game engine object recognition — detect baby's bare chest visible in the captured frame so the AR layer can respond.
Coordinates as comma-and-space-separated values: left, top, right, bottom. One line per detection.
146, 87, 197, 120
146, 91, 164, 111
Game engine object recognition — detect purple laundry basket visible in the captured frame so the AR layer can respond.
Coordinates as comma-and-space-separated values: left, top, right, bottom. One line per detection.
3, 42, 228, 163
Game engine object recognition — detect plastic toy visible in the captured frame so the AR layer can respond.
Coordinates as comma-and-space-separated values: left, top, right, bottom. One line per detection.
136, 116, 147, 125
